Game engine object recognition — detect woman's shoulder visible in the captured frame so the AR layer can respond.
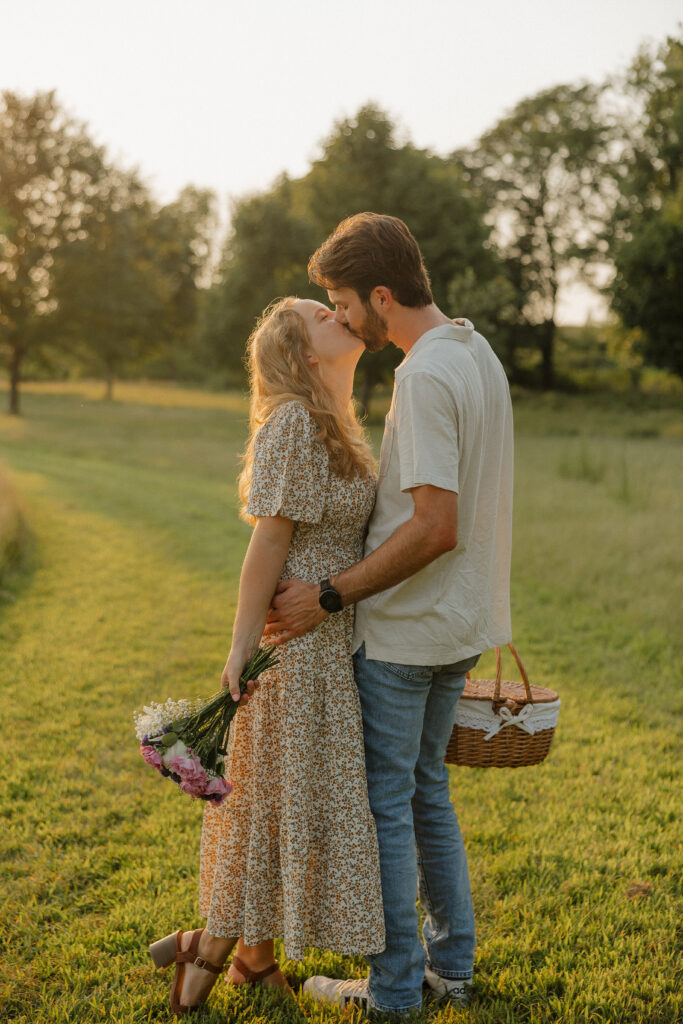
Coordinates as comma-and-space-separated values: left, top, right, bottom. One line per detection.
256, 401, 322, 452
266, 400, 313, 428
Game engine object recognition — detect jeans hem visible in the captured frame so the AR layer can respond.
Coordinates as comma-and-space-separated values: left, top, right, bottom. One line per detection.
368, 984, 423, 1015
426, 962, 473, 980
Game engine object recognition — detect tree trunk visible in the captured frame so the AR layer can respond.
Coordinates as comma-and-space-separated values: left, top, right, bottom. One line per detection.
104, 370, 115, 401
8, 340, 23, 416
542, 234, 558, 391
539, 320, 555, 390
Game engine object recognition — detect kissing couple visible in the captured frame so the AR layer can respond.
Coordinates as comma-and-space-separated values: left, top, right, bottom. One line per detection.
149, 212, 513, 1016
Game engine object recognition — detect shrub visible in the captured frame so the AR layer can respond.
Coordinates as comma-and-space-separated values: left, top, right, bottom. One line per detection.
0, 465, 26, 585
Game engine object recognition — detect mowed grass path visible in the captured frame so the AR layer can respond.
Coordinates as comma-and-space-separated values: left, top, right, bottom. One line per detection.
1, 382, 681, 1024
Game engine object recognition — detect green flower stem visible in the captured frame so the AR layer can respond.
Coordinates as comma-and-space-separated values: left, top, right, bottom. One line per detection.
164, 646, 280, 776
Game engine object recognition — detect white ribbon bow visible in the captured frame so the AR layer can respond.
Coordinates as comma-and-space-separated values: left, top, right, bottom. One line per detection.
483, 703, 535, 741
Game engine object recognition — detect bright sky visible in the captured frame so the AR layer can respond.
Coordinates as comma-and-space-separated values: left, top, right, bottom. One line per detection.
3, 0, 681, 322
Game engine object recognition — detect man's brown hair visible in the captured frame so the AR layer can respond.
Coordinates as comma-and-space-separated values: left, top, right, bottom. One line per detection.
308, 212, 433, 307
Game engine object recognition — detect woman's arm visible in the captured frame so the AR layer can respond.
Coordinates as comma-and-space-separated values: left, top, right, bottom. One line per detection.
221, 514, 294, 701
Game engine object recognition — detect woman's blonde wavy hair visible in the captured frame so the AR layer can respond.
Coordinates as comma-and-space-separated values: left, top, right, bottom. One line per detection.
238, 297, 376, 523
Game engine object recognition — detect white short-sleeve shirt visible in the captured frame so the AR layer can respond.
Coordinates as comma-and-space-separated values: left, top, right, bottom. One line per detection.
352, 320, 513, 665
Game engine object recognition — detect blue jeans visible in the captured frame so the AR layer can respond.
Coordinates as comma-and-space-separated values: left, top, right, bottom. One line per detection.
353, 643, 478, 1013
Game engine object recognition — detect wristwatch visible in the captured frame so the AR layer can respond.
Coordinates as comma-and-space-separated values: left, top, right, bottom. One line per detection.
319, 578, 343, 613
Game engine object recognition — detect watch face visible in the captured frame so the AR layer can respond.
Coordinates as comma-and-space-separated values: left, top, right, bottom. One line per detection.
320, 587, 342, 612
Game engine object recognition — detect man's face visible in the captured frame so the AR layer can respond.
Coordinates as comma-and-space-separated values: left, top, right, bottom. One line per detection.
327, 287, 390, 353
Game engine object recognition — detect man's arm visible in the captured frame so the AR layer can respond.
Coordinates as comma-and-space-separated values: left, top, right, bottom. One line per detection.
264, 484, 457, 644
333, 483, 457, 603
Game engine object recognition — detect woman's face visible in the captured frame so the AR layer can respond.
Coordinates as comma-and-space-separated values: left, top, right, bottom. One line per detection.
292, 299, 364, 372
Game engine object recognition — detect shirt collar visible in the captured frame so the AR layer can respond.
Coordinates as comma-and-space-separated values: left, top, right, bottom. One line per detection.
396, 319, 474, 374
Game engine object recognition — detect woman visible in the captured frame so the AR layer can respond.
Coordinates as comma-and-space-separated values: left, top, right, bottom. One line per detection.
149, 297, 385, 1015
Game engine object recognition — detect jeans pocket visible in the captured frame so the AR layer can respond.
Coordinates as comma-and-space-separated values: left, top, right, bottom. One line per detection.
383, 660, 433, 684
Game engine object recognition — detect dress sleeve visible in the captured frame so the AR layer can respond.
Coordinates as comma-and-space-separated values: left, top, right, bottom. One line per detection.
246, 402, 329, 524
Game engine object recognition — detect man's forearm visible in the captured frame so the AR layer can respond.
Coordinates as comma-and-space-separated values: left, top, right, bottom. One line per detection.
265, 486, 458, 646
331, 514, 455, 605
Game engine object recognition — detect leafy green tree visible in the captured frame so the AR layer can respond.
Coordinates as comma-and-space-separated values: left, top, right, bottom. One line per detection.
49, 172, 171, 398
202, 105, 494, 397
610, 33, 683, 377
197, 175, 319, 378
147, 185, 217, 378
611, 200, 683, 378
305, 105, 492, 309
616, 32, 683, 218
304, 104, 400, 227
460, 83, 617, 389
0, 90, 108, 413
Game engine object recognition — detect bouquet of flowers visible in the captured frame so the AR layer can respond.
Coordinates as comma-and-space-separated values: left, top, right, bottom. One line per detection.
134, 646, 279, 806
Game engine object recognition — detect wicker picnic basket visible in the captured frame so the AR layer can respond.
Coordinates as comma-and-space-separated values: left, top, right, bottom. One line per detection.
445, 643, 560, 768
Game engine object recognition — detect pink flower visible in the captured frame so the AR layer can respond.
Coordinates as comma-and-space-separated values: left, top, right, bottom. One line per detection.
167, 754, 208, 798
205, 775, 233, 805
141, 745, 164, 772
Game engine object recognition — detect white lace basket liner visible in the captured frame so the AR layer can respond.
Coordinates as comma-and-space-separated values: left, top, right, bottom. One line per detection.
445, 643, 560, 768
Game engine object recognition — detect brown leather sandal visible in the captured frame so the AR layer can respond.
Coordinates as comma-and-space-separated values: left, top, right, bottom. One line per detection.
149, 927, 225, 1015
229, 953, 290, 991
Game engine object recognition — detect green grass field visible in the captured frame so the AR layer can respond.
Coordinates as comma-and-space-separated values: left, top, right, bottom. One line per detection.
1, 381, 681, 1024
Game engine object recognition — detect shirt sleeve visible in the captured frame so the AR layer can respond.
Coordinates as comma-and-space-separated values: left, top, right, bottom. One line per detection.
246, 401, 329, 523
394, 372, 460, 493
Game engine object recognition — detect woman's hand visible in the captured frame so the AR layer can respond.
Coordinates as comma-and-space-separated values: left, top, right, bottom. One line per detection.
221, 652, 259, 705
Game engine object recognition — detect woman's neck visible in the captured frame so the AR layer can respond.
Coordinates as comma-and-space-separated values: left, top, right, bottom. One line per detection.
322, 361, 359, 414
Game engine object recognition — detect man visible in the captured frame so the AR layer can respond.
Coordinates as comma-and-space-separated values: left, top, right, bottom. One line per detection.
265, 213, 513, 1014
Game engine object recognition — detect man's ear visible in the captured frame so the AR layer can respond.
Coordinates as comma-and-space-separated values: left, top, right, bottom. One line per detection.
371, 286, 394, 311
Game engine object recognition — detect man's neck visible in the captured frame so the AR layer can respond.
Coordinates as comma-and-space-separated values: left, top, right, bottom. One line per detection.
388, 304, 453, 355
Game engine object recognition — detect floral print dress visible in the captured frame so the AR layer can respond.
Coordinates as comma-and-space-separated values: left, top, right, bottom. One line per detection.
199, 401, 385, 960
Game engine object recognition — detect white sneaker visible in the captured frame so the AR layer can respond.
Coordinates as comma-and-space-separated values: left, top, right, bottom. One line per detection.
424, 965, 472, 1005
303, 975, 376, 1011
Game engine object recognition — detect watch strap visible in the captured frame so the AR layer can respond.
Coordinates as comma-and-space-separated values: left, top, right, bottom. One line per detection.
319, 577, 343, 612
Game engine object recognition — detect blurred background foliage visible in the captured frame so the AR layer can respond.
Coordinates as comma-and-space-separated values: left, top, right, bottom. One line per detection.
1, 30, 681, 414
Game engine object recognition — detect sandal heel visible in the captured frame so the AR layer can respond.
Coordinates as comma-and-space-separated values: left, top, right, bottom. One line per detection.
149, 931, 180, 970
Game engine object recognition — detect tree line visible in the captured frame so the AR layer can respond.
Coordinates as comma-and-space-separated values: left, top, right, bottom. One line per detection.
1, 30, 681, 414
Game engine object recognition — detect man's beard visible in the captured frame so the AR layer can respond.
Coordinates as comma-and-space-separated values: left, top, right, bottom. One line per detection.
348, 302, 390, 352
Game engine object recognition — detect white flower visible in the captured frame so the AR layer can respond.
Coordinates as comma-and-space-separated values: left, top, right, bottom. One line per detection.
162, 739, 190, 763
133, 696, 202, 741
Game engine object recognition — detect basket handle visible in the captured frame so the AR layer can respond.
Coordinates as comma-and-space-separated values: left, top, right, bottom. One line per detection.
493, 643, 533, 705
465, 643, 533, 703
